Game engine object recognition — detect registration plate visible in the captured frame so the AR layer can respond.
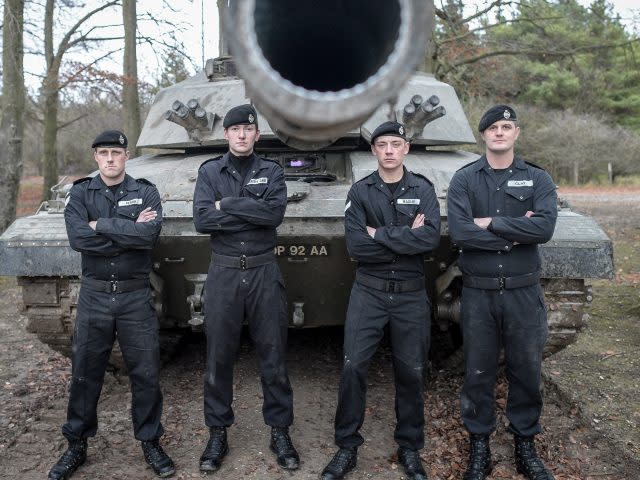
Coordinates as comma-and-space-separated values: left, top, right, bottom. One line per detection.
274, 244, 329, 257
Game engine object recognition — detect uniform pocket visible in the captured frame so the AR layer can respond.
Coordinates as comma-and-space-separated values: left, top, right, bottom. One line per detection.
505, 186, 533, 216
244, 183, 268, 198
116, 205, 141, 220
395, 204, 419, 225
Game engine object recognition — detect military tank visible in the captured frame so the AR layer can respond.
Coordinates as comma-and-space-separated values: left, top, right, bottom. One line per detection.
0, 0, 613, 364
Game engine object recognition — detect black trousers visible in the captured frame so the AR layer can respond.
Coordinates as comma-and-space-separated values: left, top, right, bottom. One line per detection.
334, 281, 431, 450
203, 261, 293, 428
62, 286, 164, 442
460, 284, 548, 437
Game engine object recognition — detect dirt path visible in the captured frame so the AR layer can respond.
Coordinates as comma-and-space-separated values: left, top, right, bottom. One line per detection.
0, 187, 638, 479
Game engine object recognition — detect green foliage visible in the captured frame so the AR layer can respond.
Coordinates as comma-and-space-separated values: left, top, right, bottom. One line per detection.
435, 0, 640, 132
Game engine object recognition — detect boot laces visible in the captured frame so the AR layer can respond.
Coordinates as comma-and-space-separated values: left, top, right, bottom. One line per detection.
399, 448, 423, 471
329, 449, 355, 470
272, 428, 295, 454
205, 428, 226, 455
143, 440, 167, 464
517, 439, 552, 479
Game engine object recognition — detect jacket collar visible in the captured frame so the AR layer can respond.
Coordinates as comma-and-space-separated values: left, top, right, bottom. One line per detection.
366, 166, 418, 188
88, 173, 138, 191
474, 154, 527, 172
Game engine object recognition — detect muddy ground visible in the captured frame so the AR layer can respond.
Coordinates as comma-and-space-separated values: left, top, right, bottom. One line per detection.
0, 187, 638, 480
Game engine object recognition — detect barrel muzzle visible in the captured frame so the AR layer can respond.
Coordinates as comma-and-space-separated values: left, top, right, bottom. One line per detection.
223, 0, 434, 148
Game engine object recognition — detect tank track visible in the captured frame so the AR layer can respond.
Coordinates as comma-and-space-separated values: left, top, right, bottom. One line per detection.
17, 276, 182, 372
542, 278, 591, 356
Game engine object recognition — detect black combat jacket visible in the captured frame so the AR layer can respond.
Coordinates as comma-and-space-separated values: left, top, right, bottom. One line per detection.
64, 174, 162, 280
447, 155, 557, 277
193, 152, 287, 256
345, 168, 441, 280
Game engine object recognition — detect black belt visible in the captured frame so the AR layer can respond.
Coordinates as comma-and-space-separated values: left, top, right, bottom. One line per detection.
463, 272, 540, 290
356, 272, 425, 293
211, 252, 275, 270
81, 277, 149, 294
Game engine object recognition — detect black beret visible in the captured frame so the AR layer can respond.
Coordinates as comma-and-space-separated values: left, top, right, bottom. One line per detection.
223, 104, 258, 128
370, 121, 407, 144
92, 130, 128, 149
478, 105, 517, 132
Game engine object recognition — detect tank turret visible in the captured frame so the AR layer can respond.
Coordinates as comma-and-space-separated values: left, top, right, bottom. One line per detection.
0, 0, 614, 365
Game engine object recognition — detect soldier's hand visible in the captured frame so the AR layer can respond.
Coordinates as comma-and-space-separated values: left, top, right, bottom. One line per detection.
525, 210, 534, 218
136, 207, 157, 223
88, 221, 97, 230
411, 213, 425, 229
366, 226, 376, 238
474, 217, 492, 229
215, 200, 221, 210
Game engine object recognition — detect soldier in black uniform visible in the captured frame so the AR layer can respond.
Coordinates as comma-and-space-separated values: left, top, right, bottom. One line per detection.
447, 106, 557, 480
320, 121, 441, 480
49, 130, 175, 479
193, 104, 299, 473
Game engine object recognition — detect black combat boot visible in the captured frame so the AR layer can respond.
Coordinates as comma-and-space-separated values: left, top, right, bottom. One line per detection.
320, 447, 357, 480
270, 426, 300, 470
141, 439, 176, 478
199, 426, 229, 472
398, 447, 428, 480
514, 436, 555, 480
48, 439, 87, 480
462, 434, 493, 480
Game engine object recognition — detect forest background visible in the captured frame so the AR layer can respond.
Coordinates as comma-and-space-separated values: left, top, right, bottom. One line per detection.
0, 0, 639, 231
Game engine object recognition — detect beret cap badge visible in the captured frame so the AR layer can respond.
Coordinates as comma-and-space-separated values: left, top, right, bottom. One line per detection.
478, 105, 517, 132
248, 113, 255, 123
119, 134, 125, 144
370, 120, 408, 144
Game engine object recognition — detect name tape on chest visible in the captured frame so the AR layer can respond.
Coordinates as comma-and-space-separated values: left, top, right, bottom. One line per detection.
118, 198, 143, 207
247, 177, 268, 185
507, 180, 533, 187
396, 198, 420, 205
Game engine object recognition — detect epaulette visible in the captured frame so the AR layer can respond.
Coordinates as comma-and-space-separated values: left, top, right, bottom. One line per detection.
409, 171, 433, 186
261, 157, 282, 166
525, 160, 546, 171
136, 178, 155, 186
73, 177, 92, 185
355, 171, 376, 184
199, 155, 223, 169
456, 159, 479, 172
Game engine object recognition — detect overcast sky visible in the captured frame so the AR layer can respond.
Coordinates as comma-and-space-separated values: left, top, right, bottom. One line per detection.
21, 0, 639, 91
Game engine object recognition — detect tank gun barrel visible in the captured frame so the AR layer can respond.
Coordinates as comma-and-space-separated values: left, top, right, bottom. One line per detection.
222, 0, 434, 148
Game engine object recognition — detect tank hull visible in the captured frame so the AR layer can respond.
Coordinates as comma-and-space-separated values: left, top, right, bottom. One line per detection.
0, 149, 613, 362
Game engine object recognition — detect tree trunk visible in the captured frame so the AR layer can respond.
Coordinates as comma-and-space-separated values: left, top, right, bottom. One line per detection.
41, 0, 58, 200
42, 73, 60, 200
122, 0, 141, 156
572, 160, 580, 185
0, 0, 26, 232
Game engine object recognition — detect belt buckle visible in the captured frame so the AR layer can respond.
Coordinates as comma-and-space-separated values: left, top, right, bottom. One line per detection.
387, 280, 396, 293
240, 255, 247, 270
498, 276, 505, 290
110, 280, 118, 293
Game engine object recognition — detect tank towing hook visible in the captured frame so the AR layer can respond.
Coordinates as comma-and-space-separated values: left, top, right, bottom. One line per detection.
185, 274, 208, 331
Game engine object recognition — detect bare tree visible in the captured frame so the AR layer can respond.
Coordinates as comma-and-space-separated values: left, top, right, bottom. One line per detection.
41, 0, 119, 200
0, 0, 25, 232
122, 0, 140, 156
